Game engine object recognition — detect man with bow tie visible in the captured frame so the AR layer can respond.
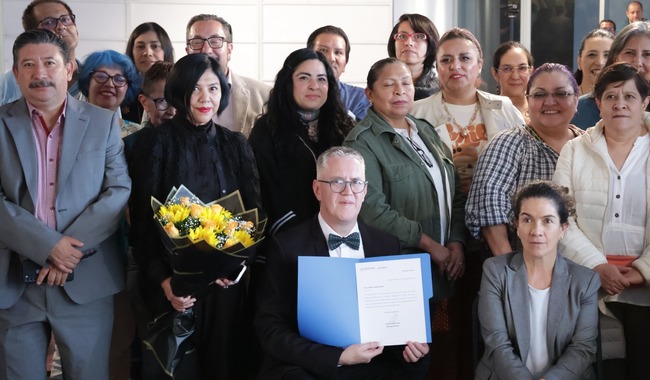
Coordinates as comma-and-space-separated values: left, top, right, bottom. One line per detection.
254, 146, 430, 380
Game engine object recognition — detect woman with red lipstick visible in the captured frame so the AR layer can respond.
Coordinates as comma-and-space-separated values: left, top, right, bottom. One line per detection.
554, 63, 650, 378
129, 53, 262, 379
476, 181, 600, 380
249, 48, 354, 235
78, 49, 142, 137
387, 13, 440, 100
467, 63, 582, 258
122, 22, 174, 124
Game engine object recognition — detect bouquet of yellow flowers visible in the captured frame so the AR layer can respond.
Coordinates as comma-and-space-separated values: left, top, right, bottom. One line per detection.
151, 185, 266, 296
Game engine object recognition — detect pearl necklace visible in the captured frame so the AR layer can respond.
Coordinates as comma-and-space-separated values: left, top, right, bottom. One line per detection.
441, 96, 480, 137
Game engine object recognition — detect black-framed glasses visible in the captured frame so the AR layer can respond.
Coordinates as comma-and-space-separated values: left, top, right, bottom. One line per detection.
145, 95, 170, 111
526, 91, 575, 101
38, 14, 76, 31
496, 65, 531, 76
393, 32, 428, 41
91, 71, 128, 87
187, 36, 227, 50
317, 178, 367, 194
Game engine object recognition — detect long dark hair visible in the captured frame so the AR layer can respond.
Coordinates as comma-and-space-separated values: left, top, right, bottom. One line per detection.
258, 48, 354, 154
125, 22, 174, 69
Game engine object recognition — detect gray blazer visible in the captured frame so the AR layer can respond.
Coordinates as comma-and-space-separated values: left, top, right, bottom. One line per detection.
476, 252, 600, 380
0, 95, 131, 307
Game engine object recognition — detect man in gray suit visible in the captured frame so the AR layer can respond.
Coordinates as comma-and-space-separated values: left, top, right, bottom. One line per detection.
0, 29, 131, 379
185, 14, 271, 137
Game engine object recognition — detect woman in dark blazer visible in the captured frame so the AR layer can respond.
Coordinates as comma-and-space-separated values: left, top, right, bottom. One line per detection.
477, 181, 600, 380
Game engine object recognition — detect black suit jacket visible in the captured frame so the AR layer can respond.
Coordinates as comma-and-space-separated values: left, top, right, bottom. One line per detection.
255, 216, 427, 379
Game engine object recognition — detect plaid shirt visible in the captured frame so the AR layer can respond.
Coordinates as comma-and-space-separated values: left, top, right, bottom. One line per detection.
466, 124, 583, 239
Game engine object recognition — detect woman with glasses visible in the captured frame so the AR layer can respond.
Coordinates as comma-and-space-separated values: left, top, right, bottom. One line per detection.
79, 50, 141, 137
555, 62, 650, 379
122, 22, 174, 124
466, 63, 583, 257
129, 53, 262, 379
573, 22, 650, 129
491, 41, 534, 125
387, 13, 441, 100
248, 48, 354, 235
343, 57, 466, 344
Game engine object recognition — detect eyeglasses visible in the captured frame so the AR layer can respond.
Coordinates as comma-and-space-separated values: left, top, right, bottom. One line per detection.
38, 14, 76, 31
317, 178, 367, 194
187, 37, 227, 50
497, 65, 531, 76
91, 71, 128, 87
527, 91, 575, 101
145, 95, 170, 111
393, 32, 428, 41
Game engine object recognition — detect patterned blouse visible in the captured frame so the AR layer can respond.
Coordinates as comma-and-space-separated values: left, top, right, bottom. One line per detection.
465, 124, 583, 240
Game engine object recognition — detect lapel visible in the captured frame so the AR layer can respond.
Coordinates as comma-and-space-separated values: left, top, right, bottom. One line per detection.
230, 73, 250, 134
546, 255, 570, 355
358, 221, 383, 258
307, 216, 331, 258
507, 253, 531, 361
57, 96, 88, 193
4, 100, 39, 208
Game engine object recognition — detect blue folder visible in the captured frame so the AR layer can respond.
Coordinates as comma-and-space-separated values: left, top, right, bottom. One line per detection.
297, 253, 433, 347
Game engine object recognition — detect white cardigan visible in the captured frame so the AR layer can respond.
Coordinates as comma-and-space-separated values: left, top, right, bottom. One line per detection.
410, 90, 525, 152
554, 114, 650, 284
553, 113, 650, 359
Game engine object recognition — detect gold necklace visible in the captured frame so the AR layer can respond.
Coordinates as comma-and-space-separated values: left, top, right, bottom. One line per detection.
441, 96, 480, 137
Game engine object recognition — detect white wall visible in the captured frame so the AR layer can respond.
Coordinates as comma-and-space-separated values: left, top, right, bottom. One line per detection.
1, 0, 398, 88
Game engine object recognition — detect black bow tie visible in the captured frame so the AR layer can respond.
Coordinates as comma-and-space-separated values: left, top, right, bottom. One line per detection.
327, 232, 360, 250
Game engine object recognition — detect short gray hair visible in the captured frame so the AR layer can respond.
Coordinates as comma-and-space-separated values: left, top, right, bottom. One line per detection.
316, 146, 365, 177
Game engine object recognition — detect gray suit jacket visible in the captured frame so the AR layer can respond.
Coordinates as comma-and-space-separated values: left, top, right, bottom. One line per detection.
229, 72, 270, 137
0, 95, 131, 308
476, 252, 600, 380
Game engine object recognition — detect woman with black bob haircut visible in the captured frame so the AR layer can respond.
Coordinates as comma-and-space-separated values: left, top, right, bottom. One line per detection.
128, 52, 261, 379
249, 47, 354, 235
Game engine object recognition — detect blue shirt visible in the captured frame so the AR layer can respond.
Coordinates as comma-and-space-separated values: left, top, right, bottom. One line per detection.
339, 81, 369, 121
570, 94, 600, 130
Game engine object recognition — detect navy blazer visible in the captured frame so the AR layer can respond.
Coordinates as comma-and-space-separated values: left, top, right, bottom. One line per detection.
255, 216, 428, 379
476, 252, 600, 380
0, 96, 131, 307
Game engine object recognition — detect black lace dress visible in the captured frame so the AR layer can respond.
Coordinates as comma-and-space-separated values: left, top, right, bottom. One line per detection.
129, 115, 262, 379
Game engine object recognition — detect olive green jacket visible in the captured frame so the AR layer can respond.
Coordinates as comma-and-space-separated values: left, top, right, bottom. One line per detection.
344, 109, 467, 297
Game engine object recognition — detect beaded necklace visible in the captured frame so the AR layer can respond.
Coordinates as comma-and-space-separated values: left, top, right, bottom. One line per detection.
441, 96, 480, 137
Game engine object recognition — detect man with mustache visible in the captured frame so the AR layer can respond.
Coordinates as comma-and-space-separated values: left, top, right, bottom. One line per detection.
0, 29, 131, 379
0, 0, 82, 106
307, 26, 370, 121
